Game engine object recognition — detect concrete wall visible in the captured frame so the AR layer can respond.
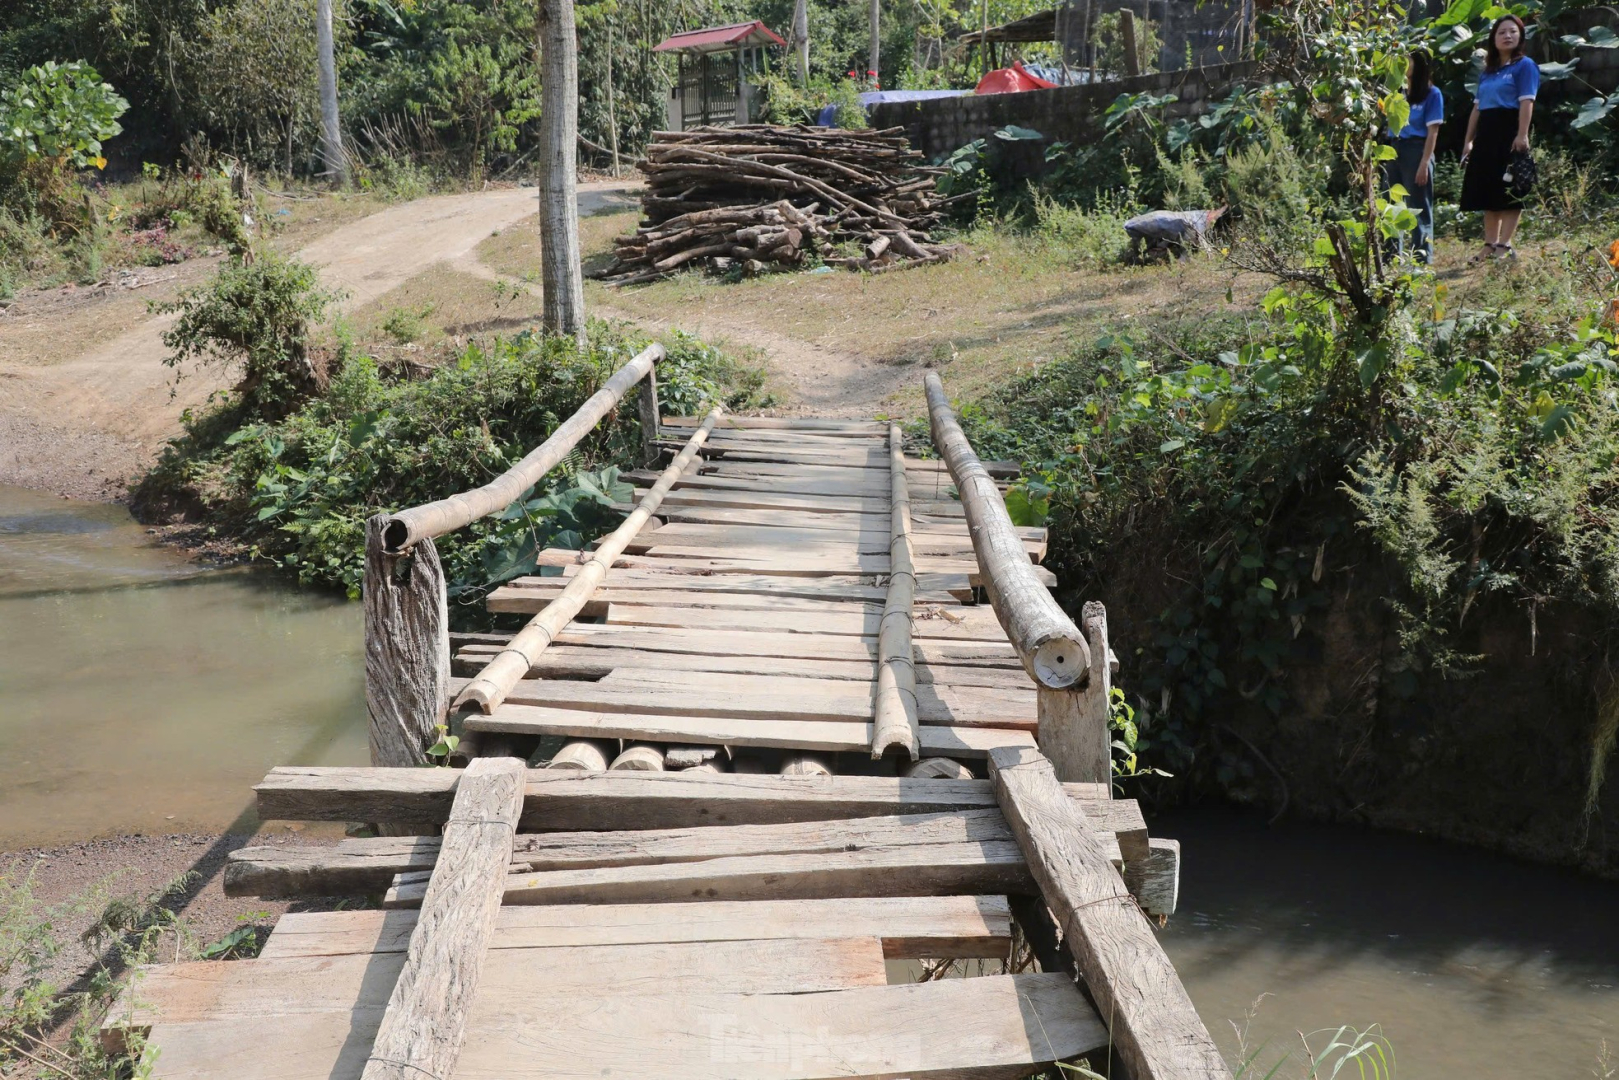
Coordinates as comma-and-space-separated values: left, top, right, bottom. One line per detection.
868, 61, 1259, 162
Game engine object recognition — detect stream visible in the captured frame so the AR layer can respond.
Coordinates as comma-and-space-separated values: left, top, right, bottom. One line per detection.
0, 484, 365, 847
3, 485, 1617, 1077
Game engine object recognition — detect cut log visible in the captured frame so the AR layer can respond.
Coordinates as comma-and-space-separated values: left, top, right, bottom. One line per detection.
360, 756, 526, 1080
988, 745, 1231, 1080
546, 740, 610, 771
924, 371, 1090, 690
1124, 836, 1181, 918
609, 744, 665, 771
363, 516, 448, 772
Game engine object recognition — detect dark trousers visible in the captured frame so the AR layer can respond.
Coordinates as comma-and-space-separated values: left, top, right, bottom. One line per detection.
1384, 137, 1435, 263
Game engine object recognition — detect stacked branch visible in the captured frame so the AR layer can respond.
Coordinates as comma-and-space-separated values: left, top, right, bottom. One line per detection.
601, 125, 960, 284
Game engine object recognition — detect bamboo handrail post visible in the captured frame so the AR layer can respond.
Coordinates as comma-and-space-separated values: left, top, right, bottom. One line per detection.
454, 406, 725, 715
381, 343, 664, 554
872, 422, 920, 760
924, 371, 1109, 784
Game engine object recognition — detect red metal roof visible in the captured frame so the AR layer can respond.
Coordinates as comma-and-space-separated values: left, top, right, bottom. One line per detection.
653, 21, 786, 54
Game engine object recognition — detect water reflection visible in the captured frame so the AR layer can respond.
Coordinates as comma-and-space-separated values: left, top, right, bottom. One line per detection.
0, 485, 367, 848
1156, 806, 1619, 1078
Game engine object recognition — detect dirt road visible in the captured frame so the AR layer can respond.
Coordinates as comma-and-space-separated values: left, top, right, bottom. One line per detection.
0, 182, 636, 499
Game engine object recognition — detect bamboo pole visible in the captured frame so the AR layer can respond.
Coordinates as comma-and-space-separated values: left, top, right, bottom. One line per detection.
454, 406, 724, 714
922, 372, 1089, 689
383, 344, 663, 554
872, 423, 920, 760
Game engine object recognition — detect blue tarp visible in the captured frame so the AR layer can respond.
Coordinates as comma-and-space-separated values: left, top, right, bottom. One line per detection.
815, 89, 971, 127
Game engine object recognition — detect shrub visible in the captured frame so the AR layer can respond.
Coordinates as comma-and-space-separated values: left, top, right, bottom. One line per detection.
135, 320, 770, 597
0, 60, 127, 172
757, 72, 868, 129
1032, 190, 1134, 268
153, 253, 341, 421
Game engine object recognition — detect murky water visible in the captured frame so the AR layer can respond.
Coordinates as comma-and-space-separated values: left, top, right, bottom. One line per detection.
1156, 807, 1619, 1079
0, 485, 366, 848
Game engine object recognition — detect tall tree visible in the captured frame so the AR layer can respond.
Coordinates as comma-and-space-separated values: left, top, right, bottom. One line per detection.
537, 0, 584, 338
869, 0, 879, 85
315, 0, 346, 183
791, 0, 809, 83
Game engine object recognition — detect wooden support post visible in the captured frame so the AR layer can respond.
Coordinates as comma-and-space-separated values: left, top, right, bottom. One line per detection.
361, 756, 525, 1080
989, 745, 1231, 1080
637, 367, 660, 467
1120, 7, 1141, 76
1038, 600, 1112, 785
364, 515, 449, 769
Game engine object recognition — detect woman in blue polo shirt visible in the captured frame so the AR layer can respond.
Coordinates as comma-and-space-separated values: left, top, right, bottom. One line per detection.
1386, 51, 1442, 263
1460, 14, 1540, 259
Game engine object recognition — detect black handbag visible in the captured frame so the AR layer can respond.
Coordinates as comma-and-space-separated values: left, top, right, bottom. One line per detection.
1503, 150, 1537, 199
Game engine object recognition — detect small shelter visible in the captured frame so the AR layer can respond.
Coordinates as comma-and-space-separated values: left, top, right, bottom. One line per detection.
655, 21, 786, 131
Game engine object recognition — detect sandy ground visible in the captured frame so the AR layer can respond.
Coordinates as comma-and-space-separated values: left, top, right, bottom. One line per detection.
0, 182, 637, 499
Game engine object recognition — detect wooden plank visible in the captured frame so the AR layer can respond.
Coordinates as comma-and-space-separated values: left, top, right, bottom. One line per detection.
487, 586, 899, 617
107, 937, 886, 1038
378, 810, 1123, 907
457, 672, 1036, 730
534, 624, 1022, 665
359, 756, 524, 1080
451, 644, 1034, 690
254, 767, 1114, 832
229, 804, 1141, 897
454, 974, 1106, 1080
464, 701, 1034, 758
1124, 836, 1181, 918
599, 602, 1014, 641
989, 745, 1231, 1080
386, 838, 1035, 907
663, 415, 887, 432
259, 896, 1014, 961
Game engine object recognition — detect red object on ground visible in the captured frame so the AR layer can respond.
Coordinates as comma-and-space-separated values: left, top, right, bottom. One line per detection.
973, 62, 1058, 95
653, 21, 786, 53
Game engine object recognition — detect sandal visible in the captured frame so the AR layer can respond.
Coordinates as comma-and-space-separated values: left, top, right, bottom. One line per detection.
1469, 244, 1501, 265
1492, 243, 1517, 259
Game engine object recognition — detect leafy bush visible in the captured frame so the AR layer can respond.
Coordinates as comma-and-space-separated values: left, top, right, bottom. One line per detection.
0, 60, 127, 171
135, 320, 769, 598
153, 253, 340, 421
757, 72, 868, 129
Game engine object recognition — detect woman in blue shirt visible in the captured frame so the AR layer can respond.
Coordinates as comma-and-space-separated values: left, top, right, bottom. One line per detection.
1386, 51, 1442, 263
1460, 14, 1540, 259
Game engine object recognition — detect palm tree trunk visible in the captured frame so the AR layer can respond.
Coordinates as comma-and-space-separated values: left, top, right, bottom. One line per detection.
538, 0, 586, 340
316, 0, 347, 184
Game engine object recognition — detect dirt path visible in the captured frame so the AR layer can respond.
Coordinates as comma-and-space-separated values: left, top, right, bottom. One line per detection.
0, 182, 637, 499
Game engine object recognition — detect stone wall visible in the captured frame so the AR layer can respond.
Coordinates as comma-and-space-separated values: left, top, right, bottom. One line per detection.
868, 61, 1259, 163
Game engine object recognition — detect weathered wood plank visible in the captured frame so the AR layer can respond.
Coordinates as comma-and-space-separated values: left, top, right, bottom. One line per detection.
259, 896, 1014, 961
228, 804, 1140, 897
455, 974, 1107, 1080
451, 643, 1033, 689
989, 745, 1231, 1080
363, 517, 448, 771
255, 767, 1117, 832
359, 756, 524, 1080
106, 937, 886, 1044
464, 701, 1033, 758
454, 672, 1035, 729
385, 837, 1034, 907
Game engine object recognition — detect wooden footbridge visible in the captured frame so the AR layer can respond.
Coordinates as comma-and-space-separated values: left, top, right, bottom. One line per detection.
104, 345, 1231, 1079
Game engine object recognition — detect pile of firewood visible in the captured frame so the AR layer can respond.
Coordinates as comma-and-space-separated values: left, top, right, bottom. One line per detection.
598, 125, 961, 285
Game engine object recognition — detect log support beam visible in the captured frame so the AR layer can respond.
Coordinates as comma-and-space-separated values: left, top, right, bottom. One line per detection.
364, 516, 449, 770
361, 756, 525, 1080
1037, 601, 1113, 785
989, 745, 1229, 1080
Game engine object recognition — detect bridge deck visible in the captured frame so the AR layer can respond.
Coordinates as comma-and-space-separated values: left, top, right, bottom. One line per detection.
103, 412, 1221, 1080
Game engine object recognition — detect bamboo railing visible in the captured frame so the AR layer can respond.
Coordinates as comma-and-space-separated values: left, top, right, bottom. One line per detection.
365, 343, 665, 770
923, 371, 1113, 785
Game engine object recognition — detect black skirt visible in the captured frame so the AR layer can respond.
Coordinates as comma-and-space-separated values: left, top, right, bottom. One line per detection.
1461, 107, 1524, 211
